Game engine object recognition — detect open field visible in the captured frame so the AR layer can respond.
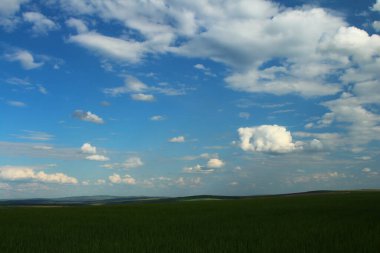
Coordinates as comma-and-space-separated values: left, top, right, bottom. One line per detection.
0, 191, 379, 253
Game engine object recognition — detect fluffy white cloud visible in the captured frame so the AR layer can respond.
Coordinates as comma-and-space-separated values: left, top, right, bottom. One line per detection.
73, 110, 104, 124
85, 154, 109, 161
0, 165, 78, 184
109, 173, 136, 184
131, 93, 155, 102
80, 143, 96, 154
207, 158, 225, 168
319, 93, 380, 146
0, 0, 28, 30
58, 0, 380, 100
0, 0, 27, 16
23, 12, 58, 35
5, 50, 44, 69
169, 136, 185, 143
65, 18, 88, 33
238, 125, 301, 153
372, 0, 380, 12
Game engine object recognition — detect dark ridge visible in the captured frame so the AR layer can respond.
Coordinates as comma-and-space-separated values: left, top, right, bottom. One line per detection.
0, 190, 377, 206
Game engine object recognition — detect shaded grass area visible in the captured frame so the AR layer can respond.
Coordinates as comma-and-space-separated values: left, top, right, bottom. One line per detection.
0, 191, 379, 253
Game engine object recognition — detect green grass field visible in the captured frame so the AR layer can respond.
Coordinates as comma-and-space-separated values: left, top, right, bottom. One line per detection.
1, 191, 379, 253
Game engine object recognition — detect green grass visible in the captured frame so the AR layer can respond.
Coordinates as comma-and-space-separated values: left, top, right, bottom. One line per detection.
1, 191, 380, 253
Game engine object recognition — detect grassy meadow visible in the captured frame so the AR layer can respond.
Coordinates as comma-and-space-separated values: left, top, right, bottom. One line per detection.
0, 191, 379, 253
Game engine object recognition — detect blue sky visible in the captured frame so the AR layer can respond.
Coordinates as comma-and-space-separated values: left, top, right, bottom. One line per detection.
1, 0, 380, 198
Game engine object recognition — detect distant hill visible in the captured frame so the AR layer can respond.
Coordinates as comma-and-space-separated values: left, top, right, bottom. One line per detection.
0, 190, 376, 206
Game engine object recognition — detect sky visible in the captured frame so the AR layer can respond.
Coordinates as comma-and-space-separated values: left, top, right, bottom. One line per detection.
0, 0, 380, 199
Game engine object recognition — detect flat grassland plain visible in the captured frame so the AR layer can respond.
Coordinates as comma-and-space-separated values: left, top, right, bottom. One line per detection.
0, 191, 379, 253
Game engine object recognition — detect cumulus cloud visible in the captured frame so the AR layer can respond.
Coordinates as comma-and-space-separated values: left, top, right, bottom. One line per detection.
238, 125, 301, 153
0, 165, 78, 184
85, 154, 109, 161
5, 50, 44, 69
207, 158, 225, 168
23, 11, 59, 35
73, 110, 104, 124
65, 17, 88, 33
372, 0, 380, 12
57, 0, 380, 101
80, 143, 96, 154
169, 136, 185, 143
109, 173, 136, 184
131, 93, 155, 102
0, 0, 28, 30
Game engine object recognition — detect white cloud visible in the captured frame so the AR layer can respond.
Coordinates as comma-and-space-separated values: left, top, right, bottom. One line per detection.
131, 93, 155, 102
5, 50, 44, 69
69, 31, 145, 63
183, 164, 214, 174
194, 63, 207, 71
85, 154, 109, 161
373, 21, 380, 32
0, 0, 28, 30
0, 0, 27, 16
7, 100, 26, 107
238, 125, 301, 153
169, 136, 185, 143
65, 17, 88, 33
73, 110, 104, 124
58, 0, 380, 100
362, 168, 371, 173
80, 143, 96, 154
372, 0, 380, 12
320, 93, 380, 146
23, 12, 58, 35
207, 158, 225, 168
123, 157, 143, 169
109, 173, 136, 185
0, 165, 78, 184
150, 115, 165, 121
